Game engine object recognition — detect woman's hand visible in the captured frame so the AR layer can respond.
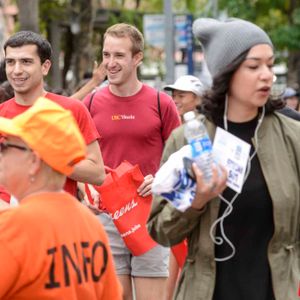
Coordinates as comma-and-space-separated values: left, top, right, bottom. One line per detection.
191, 163, 227, 210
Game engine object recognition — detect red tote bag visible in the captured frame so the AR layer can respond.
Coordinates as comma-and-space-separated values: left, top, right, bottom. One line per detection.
86, 161, 157, 256
171, 240, 188, 269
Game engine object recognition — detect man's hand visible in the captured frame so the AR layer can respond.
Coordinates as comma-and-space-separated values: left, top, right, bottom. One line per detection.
137, 174, 154, 197
91, 61, 106, 86
71, 61, 106, 101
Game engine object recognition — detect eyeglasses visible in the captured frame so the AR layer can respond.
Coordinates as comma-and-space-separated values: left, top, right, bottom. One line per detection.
0, 142, 30, 153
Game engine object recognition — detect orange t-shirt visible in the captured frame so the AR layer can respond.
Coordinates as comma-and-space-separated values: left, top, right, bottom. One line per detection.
0, 192, 122, 300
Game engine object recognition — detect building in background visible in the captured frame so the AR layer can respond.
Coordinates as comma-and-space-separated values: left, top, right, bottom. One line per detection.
142, 13, 212, 89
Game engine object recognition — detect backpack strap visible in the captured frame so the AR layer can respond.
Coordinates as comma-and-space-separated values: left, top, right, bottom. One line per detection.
157, 90, 164, 144
87, 90, 97, 112
157, 90, 162, 122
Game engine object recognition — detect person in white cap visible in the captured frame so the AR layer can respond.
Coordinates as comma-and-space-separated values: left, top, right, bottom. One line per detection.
163, 75, 204, 300
283, 87, 299, 110
164, 75, 204, 120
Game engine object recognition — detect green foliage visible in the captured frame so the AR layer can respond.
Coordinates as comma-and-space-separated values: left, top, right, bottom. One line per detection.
39, 0, 69, 34
293, 8, 300, 25
108, 9, 143, 29
271, 24, 300, 50
218, 0, 300, 52
39, 0, 69, 21
139, 0, 162, 12
219, 0, 257, 19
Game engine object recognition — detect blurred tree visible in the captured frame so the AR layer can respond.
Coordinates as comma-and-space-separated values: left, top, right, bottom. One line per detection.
16, 0, 39, 32
39, 0, 95, 92
39, 0, 68, 90
16, 0, 300, 94
218, 0, 300, 87
68, 0, 96, 91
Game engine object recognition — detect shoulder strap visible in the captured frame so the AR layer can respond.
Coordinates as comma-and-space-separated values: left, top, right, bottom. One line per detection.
87, 90, 97, 112
157, 90, 164, 141
157, 90, 162, 122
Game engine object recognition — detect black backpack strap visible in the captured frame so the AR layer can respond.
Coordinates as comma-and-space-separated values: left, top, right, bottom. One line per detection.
87, 90, 97, 112
157, 90, 162, 122
157, 90, 164, 144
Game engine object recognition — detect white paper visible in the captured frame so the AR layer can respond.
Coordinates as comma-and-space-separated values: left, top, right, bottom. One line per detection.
212, 127, 251, 193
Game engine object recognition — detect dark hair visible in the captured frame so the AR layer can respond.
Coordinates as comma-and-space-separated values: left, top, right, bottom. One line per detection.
200, 49, 284, 125
0, 60, 7, 83
4, 31, 52, 64
0, 81, 14, 103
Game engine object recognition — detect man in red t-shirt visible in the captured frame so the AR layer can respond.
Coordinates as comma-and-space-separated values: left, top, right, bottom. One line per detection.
83, 23, 180, 300
0, 30, 105, 202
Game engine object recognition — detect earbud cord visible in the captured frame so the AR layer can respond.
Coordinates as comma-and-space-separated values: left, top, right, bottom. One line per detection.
210, 95, 265, 261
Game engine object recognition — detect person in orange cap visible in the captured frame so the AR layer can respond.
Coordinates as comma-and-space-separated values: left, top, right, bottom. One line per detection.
0, 97, 122, 300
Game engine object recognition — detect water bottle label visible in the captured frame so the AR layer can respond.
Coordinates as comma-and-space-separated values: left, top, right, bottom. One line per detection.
190, 136, 212, 157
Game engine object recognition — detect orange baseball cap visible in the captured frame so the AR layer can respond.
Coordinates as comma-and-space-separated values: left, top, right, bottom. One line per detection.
0, 97, 86, 175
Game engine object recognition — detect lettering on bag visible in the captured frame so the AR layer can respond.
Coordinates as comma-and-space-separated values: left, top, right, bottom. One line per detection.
121, 224, 141, 238
109, 198, 138, 220
44, 241, 108, 289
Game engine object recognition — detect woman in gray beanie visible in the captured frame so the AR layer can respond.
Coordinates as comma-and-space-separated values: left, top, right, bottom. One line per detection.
148, 18, 299, 300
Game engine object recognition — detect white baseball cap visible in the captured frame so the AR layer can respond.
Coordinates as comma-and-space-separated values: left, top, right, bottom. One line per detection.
283, 87, 299, 99
164, 75, 204, 96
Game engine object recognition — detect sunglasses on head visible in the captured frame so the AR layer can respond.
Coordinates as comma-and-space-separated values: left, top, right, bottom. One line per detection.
0, 141, 30, 153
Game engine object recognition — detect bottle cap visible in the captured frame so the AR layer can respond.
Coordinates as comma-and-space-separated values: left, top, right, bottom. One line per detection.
183, 111, 196, 122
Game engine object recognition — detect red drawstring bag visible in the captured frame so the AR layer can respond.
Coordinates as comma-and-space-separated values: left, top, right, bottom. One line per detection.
86, 161, 157, 256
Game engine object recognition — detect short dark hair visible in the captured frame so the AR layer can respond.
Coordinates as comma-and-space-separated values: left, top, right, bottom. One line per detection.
200, 49, 284, 125
0, 81, 14, 103
4, 31, 52, 64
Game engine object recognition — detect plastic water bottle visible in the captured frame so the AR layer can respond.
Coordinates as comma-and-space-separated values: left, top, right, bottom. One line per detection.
183, 111, 213, 182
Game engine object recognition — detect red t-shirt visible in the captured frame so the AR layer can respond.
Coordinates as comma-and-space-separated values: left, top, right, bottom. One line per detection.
0, 192, 122, 299
83, 85, 180, 175
0, 93, 99, 200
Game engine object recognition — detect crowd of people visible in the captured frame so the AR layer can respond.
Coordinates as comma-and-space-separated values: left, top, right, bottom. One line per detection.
0, 16, 298, 300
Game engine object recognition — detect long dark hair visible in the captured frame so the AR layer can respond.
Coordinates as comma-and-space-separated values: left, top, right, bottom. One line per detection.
200, 49, 285, 125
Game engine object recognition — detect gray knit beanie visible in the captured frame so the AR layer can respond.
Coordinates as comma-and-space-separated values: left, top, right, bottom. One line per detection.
192, 18, 273, 78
